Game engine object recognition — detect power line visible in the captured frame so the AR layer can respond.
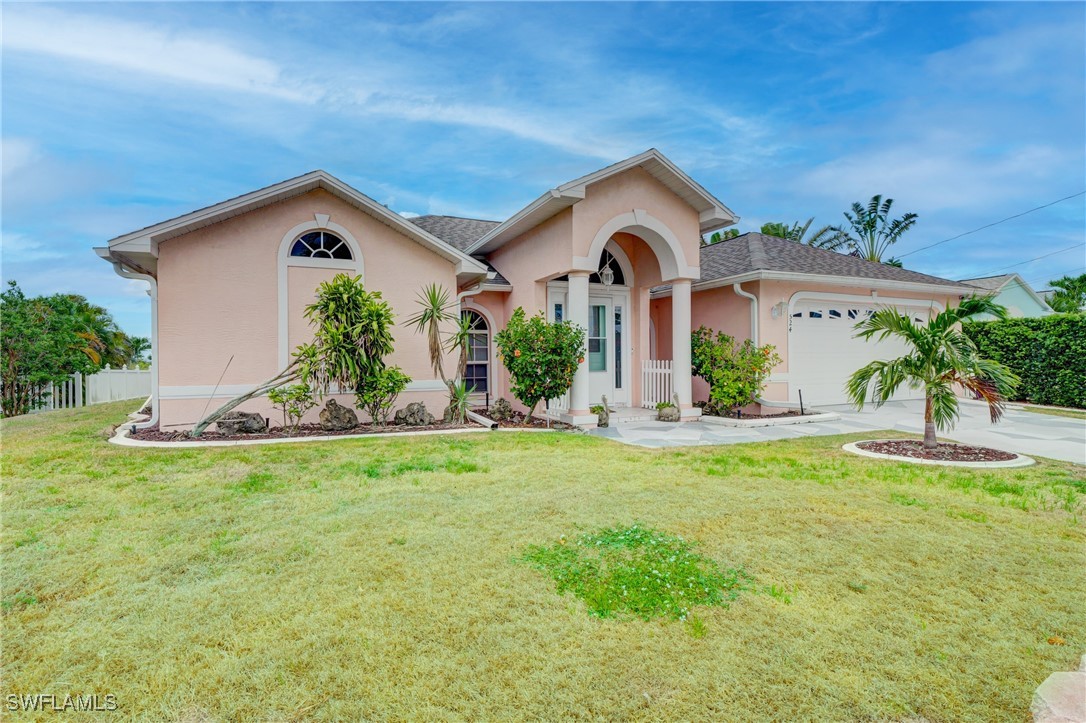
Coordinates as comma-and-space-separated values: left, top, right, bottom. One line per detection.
970, 242, 1085, 278
898, 191, 1086, 259
1022, 265, 1086, 288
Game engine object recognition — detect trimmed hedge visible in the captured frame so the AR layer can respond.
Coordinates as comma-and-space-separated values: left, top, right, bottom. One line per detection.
963, 314, 1086, 409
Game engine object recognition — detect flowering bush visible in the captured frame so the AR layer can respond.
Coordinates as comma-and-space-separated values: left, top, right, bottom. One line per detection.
494, 307, 585, 420
691, 326, 781, 414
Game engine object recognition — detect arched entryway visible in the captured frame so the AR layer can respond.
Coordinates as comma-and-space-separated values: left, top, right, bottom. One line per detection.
560, 210, 697, 417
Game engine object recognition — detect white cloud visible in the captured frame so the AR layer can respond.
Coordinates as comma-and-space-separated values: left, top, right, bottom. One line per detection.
1, 6, 311, 102
0, 231, 64, 263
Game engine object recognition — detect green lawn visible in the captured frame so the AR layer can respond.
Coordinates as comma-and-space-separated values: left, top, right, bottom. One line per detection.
1020, 404, 1086, 420
3, 401, 1084, 721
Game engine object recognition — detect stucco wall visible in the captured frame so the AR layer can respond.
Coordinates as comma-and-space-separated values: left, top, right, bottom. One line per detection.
156, 188, 458, 430
660, 279, 962, 408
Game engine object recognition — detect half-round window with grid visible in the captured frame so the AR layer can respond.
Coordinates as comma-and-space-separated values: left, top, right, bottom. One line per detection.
289, 231, 353, 260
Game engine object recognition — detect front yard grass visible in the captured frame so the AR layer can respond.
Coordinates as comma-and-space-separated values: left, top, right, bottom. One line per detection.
2, 401, 1084, 721
1020, 404, 1086, 420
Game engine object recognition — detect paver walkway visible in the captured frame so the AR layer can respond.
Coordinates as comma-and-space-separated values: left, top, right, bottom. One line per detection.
589, 400, 1086, 464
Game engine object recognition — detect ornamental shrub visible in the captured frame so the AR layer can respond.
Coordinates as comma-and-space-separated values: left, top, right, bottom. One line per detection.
355, 366, 410, 425
690, 326, 781, 414
494, 307, 585, 421
267, 384, 317, 435
963, 314, 1086, 408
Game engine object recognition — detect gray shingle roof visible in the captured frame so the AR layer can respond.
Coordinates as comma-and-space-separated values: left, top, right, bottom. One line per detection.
408, 215, 500, 252
959, 274, 1015, 291
699, 233, 969, 289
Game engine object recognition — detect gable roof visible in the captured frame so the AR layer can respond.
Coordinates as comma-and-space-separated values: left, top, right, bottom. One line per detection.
697, 233, 970, 292
97, 170, 488, 280
959, 272, 1053, 312
467, 149, 738, 255
409, 215, 500, 252
959, 273, 1017, 291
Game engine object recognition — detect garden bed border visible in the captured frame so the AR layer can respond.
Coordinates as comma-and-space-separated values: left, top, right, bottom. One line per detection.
841, 440, 1035, 468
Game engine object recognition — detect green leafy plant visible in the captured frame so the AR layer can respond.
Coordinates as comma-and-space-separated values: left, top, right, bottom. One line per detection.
267, 384, 317, 435
690, 327, 781, 414
446, 380, 471, 424
1046, 273, 1086, 313
847, 297, 1020, 449
494, 307, 585, 421
406, 284, 480, 418
759, 218, 837, 246
964, 313, 1086, 408
519, 523, 752, 621
813, 194, 918, 265
192, 274, 395, 437
355, 366, 410, 426
655, 400, 676, 411
589, 404, 605, 414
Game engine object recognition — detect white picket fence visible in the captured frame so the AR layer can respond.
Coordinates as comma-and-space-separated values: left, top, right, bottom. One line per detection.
31, 365, 151, 413
641, 359, 673, 409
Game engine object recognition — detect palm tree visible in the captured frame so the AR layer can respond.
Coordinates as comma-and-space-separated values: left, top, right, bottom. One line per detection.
760, 218, 839, 246
405, 284, 456, 384
1047, 273, 1086, 313
815, 195, 917, 264
846, 297, 1019, 449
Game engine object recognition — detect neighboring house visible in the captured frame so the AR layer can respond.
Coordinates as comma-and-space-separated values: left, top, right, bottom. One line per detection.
97, 150, 970, 431
959, 273, 1053, 319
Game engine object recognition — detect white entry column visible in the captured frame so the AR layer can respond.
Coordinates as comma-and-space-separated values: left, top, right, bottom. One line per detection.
567, 271, 591, 414
671, 278, 693, 409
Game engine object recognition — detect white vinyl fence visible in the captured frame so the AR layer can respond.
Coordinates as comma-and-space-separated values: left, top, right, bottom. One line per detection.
31, 365, 151, 413
641, 359, 673, 409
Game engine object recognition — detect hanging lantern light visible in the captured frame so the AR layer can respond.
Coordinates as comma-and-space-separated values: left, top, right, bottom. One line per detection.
600, 260, 615, 287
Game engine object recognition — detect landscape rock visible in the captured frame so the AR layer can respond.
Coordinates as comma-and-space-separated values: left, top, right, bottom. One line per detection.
490, 398, 513, 422
216, 411, 267, 435
319, 398, 358, 431
1031, 666, 1086, 723
394, 402, 435, 426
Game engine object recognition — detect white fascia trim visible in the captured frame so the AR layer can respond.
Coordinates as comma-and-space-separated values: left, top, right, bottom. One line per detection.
467, 149, 738, 254
105, 170, 486, 277
467, 187, 583, 254
650, 271, 967, 298
160, 379, 448, 400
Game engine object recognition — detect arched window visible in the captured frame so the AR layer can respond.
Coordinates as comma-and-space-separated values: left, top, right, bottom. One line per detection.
462, 310, 489, 393
290, 231, 353, 260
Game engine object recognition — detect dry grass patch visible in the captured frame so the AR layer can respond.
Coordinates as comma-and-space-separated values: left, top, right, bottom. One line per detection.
2, 401, 1084, 721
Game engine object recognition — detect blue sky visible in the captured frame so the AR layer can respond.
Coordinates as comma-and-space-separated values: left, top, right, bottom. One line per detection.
2, 1, 1084, 337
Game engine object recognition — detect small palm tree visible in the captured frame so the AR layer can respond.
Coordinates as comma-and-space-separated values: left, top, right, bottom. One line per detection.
846, 297, 1019, 449
406, 284, 456, 383
816, 195, 917, 264
761, 218, 837, 246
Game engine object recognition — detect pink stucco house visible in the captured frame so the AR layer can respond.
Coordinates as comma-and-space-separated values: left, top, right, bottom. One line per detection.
96, 150, 969, 431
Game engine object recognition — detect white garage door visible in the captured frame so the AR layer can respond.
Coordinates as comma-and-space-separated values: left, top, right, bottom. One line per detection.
787, 300, 933, 406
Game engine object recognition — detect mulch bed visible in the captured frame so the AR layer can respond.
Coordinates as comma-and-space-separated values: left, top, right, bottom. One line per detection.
130, 421, 475, 443
472, 409, 572, 430
857, 440, 1018, 462
704, 410, 820, 420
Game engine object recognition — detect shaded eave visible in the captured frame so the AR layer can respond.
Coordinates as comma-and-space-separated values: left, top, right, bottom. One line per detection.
467, 149, 738, 255
650, 270, 974, 299
96, 170, 488, 283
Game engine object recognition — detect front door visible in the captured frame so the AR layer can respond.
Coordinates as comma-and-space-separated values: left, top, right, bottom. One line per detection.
588, 296, 613, 405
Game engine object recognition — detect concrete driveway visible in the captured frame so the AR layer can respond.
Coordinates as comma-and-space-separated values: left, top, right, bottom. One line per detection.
589, 400, 1086, 464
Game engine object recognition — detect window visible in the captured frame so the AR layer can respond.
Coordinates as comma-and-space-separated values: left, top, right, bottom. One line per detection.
554, 303, 563, 322
808, 310, 823, 319
614, 306, 623, 388
462, 310, 489, 394
828, 309, 842, 319
588, 304, 607, 371
290, 231, 353, 260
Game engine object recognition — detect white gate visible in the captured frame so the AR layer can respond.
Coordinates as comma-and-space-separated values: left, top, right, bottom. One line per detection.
641, 359, 672, 409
